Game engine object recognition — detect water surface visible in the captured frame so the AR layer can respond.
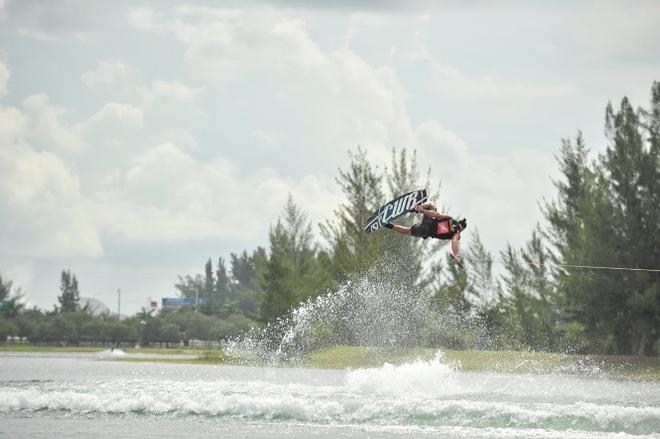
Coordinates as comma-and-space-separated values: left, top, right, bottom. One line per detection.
1, 352, 659, 438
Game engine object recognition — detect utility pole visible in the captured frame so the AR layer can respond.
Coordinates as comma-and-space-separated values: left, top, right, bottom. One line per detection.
117, 288, 121, 319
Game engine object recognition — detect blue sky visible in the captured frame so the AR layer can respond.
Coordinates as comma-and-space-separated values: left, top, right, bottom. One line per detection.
1, 0, 659, 314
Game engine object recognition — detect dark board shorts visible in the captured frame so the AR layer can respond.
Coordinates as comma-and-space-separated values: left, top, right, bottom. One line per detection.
411, 220, 434, 239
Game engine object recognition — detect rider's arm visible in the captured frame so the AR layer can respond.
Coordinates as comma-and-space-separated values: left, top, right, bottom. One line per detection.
450, 232, 461, 260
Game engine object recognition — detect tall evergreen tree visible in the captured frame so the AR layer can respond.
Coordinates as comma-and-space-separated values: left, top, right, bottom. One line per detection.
198, 258, 226, 316
320, 146, 385, 283
542, 84, 660, 354
260, 218, 295, 322
520, 227, 560, 350
231, 248, 266, 317
215, 257, 231, 311
0, 275, 24, 318
260, 195, 325, 322
231, 251, 258, 291
465, 230, 498, 309
500, 245, 537, 348
433, 253, 469, 317
542, 133, 592, 259
58, 269, 80, 312
542, 133, 609, 351
603, 95, 660, 354
204, 258, 214, 302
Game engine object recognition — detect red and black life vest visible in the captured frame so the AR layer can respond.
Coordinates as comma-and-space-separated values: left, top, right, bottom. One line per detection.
434, 218, 460, 239
417, 216, 459, 240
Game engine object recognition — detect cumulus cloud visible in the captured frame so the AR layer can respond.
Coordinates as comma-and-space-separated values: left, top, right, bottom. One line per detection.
130, 5, 413, 166
82, 60, 131, 87
0, 106, 26, 143
0, 138, 102, 259
414, 120, 468, 165
23, 94, 89, 153
127, 6, 159, 32
94, 142, 341, 244
152, 81, 198, 103
84, 102, 143, 129
21, 96, 144, 156
1, 97, 101, 260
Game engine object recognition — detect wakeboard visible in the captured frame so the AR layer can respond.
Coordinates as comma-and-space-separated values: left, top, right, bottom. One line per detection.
363, 189, 428, 233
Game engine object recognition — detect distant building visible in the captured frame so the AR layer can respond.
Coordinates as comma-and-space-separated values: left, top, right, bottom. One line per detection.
161, 297, 206, 310
161, 297, 195, 310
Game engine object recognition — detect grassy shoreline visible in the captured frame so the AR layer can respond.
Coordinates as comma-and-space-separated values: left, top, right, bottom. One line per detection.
3, 344, 659, 381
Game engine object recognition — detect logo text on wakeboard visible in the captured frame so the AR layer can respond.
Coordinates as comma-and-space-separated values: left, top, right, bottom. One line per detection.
381, 192, 419, 223
363, 189, 428, 233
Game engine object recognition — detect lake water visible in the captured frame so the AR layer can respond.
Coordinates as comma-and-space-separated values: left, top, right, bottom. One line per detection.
1, 351, 659, 438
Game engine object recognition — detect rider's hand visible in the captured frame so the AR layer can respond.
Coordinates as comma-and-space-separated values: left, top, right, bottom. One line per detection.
415, 204, 424, 213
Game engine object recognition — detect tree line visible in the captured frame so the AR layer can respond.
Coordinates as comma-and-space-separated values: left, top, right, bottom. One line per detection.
1, 82, 659, 355
0, 271, 253, 346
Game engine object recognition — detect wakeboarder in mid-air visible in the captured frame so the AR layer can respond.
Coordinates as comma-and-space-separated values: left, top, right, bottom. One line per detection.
383, 201, 467, 266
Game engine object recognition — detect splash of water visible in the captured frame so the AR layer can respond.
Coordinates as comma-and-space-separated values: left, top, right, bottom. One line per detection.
224, 260, 435, 363
346, 352, 458, 396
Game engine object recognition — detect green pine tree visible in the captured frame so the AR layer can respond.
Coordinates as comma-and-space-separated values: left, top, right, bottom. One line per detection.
57, 269, 80, 313
259, 195, 325, 322
320, 146, 385, 283
0, 275, 25, 318
465, 230, 499, 309
520, 226, 560, 350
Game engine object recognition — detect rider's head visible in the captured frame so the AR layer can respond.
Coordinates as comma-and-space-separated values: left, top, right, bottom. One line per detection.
458, 218, 467, 231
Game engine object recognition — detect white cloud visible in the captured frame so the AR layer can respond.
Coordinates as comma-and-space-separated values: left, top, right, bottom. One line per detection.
22, 94, 88, 153
0, 0, 5, 21
130, 5, 412, 167
21, 97, 141, 155
0, 105, 26, 143
0, 61, 9, 97
414, 120, 468, 165
152, 80, 198, 103
82, 60, 130, 87
0, 143, 102, 259
94, 142, 341, 244
127, 6, 159, 32
129, 6, 329, 82
84, 102, 143, 129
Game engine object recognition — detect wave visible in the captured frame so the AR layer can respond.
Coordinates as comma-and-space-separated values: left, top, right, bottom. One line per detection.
2, 357, 659, 435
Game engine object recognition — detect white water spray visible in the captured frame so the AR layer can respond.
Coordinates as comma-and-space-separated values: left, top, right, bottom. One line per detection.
224, 261, 437, 363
